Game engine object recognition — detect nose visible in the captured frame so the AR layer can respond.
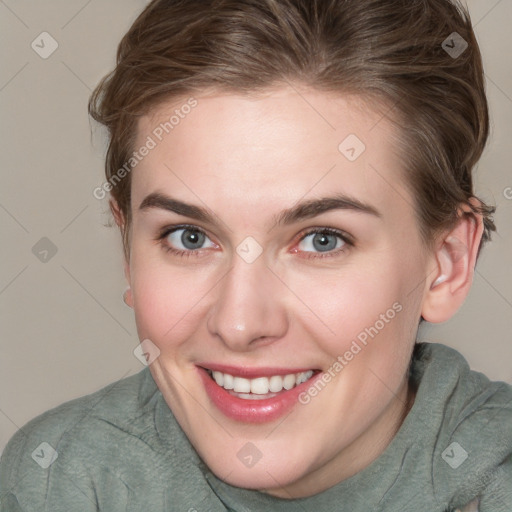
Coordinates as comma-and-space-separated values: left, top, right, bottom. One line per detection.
206, 254, 288, 352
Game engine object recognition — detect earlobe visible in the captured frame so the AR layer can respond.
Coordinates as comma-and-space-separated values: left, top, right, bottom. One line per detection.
109, 199, 134, 306
122, 246, 133, 307
422, 206, 484, 323
110, 199, 125, 230
109, 199, 133, 305
123, 286, 134, 308
123, 258, 132, 288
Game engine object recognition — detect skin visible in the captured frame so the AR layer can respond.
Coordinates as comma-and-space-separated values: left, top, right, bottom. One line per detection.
117, 84, 483, 498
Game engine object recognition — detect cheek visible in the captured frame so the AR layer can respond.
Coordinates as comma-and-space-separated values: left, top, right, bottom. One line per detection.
289, 261, 404, 354
289, 254, 421, 400
129, 249, 211, 350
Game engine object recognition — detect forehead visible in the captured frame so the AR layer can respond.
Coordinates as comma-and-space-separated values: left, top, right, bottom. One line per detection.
131, 86, 412, 223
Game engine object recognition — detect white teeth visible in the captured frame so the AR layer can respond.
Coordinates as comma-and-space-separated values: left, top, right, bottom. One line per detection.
235, 392, 277, 400
296, 370, 314, 385
283, 374, 296, 390
269, 375, 284, 393
251, 377, 269, 395
212, 371, 224, 387
233, 377, 251, 393
208, 369, 315, 396
223, 373, 234, 390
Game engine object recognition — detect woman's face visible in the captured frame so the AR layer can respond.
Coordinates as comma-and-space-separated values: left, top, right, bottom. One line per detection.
126, 85, 433, 497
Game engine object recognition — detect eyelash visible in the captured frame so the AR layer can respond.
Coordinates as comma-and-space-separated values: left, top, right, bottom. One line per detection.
156, 224, 353, 260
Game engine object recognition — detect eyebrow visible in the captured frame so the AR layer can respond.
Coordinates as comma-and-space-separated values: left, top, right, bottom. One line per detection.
138, 192, 381, 227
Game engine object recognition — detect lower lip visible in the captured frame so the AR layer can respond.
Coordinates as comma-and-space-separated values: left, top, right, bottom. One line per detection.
198, 367, 320, 423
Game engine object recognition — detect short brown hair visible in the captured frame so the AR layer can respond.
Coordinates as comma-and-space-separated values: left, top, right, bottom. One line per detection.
89, 0, 496, 259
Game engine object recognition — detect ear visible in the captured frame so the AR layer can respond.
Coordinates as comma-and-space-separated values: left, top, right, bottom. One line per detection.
110, 199, 125, 230
110, 199, 134, 307
421, 201, 484, 323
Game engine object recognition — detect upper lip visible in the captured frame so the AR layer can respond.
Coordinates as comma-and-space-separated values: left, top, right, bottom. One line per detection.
198, 363, 318, 378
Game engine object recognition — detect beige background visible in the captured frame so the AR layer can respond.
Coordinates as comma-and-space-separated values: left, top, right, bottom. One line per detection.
0, 0, 511, 453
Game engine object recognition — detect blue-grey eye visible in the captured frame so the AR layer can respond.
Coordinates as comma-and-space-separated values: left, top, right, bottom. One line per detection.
166, 228, 214, 251
298, 231, 345, 253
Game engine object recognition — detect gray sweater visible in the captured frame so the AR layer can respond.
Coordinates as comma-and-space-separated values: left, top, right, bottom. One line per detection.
1, 343, 511, 511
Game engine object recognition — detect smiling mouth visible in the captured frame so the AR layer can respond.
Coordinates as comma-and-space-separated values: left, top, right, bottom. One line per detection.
204, 368, 319, 400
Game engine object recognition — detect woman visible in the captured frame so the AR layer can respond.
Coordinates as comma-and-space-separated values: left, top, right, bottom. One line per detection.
1, 0, 510, 510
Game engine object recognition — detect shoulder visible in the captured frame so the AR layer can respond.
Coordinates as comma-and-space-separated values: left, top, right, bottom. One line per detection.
0, 367, 154, 510
421, 342, 512, 427
418, 343, 512, 511
414, 342, 512, 416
